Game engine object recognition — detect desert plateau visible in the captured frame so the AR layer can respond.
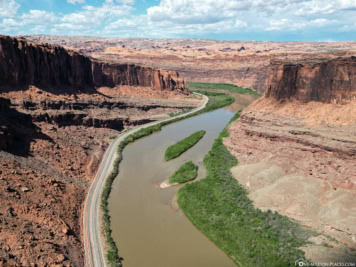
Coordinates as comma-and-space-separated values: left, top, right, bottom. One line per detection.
1, 0, 356, 266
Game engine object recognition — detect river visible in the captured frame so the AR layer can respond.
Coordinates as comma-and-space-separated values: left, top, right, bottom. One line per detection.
108, 93, 258, 267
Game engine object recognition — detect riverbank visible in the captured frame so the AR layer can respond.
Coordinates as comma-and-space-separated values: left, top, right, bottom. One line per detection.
0, 87, 198, 266
177, 110, 315, 266
99, 92, 234, 265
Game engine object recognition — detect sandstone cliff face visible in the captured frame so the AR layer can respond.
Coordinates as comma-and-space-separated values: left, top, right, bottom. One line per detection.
265, 57, 356, 103
225, 55, 356, 262
91, 61, 187, 91
0, 35, 187, 93
0, 36, 93, 88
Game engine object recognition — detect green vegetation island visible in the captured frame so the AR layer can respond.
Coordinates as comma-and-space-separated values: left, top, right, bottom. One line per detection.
165, 130, 206, 161
169, 161, 199, 184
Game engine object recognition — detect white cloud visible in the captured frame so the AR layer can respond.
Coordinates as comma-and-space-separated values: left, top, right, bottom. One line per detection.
67, 0, 86, 4
266, 18, 339, 31
148, 0, 251, 24
141, 0, 354, 37
21, 10, 58, 24
1, 18, 20, 29
105, 14, 247, 38
0, 10, 58, 32
115, 0, 135, 5
0, 0, 355, 39
56, 2, 132, 32
0, 0, 20, 17
339, 0, 356, 10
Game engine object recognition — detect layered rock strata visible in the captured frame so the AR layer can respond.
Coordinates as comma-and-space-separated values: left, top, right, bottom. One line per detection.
0, 35, 194, 265
225, 57, 356, 263
266, 57, 356, 103
23, 35, 356, 94
0, 91, 201, 265
0, 35, 187, 93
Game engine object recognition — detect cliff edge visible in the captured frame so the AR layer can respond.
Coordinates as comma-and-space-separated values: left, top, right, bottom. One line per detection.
225, 56, 356, 263
0, 35, 187, 93
265, 56, 356, 103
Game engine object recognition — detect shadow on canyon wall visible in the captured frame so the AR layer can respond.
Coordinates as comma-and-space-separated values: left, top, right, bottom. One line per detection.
0, 97, 53, 157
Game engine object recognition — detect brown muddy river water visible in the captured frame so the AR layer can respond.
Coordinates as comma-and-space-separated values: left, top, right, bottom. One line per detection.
108, 94, 258, 267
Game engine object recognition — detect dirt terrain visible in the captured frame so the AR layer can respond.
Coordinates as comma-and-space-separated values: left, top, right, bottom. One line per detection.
0, 35, 199, 266
0, 86, 200, 266
24, 35, 356, 93
224, 57, 356, 263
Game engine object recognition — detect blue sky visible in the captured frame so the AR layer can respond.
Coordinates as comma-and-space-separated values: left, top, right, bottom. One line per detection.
1, 0, 356, 41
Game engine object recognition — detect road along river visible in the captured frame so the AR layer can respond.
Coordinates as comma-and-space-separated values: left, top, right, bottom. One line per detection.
108, 93, 258, 267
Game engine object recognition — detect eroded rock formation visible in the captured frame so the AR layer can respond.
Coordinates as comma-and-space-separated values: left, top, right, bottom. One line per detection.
265, 57, 356, 103
225, 56, 356, 263
0, 35, 187, 93
0, 97, 45, 155
23, 35, 356, 94
0, 89, 201, 265
91, 61, 187, 91
0, 35, 195, 266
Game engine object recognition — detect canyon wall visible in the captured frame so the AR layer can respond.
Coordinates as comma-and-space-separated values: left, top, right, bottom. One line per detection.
91, 61, 186, 91
0, 97, 12, 150
265, 56, 356, 103
0, 97, 39, 154
225, 55, 356, 262
0, 35, 187, 93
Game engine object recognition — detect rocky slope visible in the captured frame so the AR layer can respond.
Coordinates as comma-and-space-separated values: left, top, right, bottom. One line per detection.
224, 57, 356, 263
0, 89, 200, 266
0, 35, 197, 266
0, 35, 187, 93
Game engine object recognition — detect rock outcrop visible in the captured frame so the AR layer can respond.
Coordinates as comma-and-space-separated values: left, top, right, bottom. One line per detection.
224, 55, 356, 263
0, 98, 12, 150
91, 61, 187, 91
0, 97, 46, 155
0, 35, 187, 93
0, 89, 200, 265
265, 57, 356, 103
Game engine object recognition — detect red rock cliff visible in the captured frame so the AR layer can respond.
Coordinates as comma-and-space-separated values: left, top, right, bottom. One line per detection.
0, 35, 188, 93
91, 60, 187, 91
265, 56, 356, 103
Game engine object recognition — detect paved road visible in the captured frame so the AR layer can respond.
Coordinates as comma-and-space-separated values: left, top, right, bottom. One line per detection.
83, 93, 208, 267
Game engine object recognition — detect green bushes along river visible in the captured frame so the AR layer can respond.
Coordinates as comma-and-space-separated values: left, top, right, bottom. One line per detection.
177, 111, 313, 266
101, 91, 233, 266
101, 86, 311, 266
169, 161, 199, 184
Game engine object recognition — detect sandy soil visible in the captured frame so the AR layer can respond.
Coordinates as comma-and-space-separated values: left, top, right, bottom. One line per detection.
224, 99, 356, 263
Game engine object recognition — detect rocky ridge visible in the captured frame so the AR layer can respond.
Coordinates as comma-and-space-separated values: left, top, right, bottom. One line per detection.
0, 35, 187, 93
266, 56, 356, 103
23, 35, 356, 94
225, 56, 356, 263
